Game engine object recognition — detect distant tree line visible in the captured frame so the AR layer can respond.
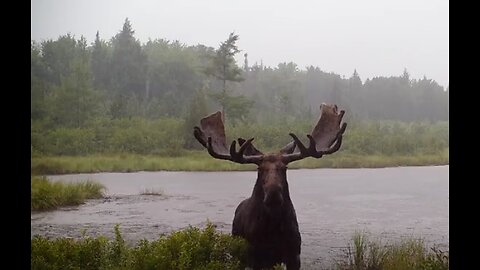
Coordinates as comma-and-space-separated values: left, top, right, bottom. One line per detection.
31, 18, 448, 155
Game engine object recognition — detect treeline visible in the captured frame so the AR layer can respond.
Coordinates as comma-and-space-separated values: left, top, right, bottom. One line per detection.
31, 18, 448, 155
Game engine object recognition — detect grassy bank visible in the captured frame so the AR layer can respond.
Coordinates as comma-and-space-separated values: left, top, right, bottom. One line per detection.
336, 232, 449, 270
31, 224, 448, 270
31, 176, 105, 211
31, 149, 449, 175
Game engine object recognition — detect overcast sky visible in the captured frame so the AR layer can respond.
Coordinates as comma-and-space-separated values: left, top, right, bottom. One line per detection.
31, 0, 449, 88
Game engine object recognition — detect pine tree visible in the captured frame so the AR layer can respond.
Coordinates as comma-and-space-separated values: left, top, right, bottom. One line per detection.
204, 32, 244, 120
109, 18, 147, 118
91, 31, 111, 91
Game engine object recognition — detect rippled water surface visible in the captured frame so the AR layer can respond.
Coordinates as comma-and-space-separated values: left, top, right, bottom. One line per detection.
31, 166, 448, 269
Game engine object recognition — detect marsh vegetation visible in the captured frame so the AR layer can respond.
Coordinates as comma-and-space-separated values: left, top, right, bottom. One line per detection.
31, 176, 105, 211
31, 224, 448, 270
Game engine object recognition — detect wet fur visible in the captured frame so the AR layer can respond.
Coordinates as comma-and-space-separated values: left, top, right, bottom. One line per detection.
232, 159, 301, 270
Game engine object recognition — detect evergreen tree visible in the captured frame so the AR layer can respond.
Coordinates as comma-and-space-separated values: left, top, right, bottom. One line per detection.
48, 36, 100, 127
31, 41, 51, 120
204, 32, 244, 120
347, 69, 363, 119
91, 31, 111, 91
110, 18, 147, 118
41, 34, 78, 85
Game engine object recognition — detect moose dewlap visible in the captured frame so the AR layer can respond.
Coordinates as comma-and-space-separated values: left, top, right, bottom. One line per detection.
193, 103, 347, 270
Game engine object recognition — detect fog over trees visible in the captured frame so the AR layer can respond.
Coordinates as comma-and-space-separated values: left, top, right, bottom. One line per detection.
31, 18, 448, 155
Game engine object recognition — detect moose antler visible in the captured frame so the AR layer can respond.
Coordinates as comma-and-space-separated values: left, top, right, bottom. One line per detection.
282, 103, 347, 163
237, 137, 264, 156
193, 112, 263, 164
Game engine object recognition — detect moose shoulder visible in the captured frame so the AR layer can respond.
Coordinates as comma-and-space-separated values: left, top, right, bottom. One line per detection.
193, 103, 347, 270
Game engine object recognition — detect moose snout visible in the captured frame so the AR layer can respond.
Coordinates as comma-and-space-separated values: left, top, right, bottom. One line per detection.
264, 186, 284, 207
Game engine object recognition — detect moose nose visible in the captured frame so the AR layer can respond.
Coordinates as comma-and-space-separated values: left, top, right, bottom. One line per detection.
264, 186, 284, 207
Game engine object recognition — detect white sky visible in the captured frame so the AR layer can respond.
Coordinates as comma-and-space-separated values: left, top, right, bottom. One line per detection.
31, 0, 449, 88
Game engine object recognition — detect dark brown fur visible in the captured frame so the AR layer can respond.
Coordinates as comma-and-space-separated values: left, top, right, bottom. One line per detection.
193, 104, 347, 270
232, 154, 301, 269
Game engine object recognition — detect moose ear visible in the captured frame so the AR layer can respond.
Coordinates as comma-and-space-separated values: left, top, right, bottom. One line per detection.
238, 137, 264, 156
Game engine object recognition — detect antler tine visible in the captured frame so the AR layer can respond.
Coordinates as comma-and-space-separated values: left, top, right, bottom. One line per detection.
229, 138, 263, 164
288, 133, 309, 156
282, 104, 347, 164
229, 138, 252, 159
193, 126, 207, 148
283, 131, 344, 163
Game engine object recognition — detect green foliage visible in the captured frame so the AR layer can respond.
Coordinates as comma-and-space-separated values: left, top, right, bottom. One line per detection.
32, 117, 448, 157
110, 18, 147, 98
31, 222, 248, 270
31, 234, 111, 270
204, 32, 243, 84
184, 89, 209, 149
31, 226, 448, 270
31, 118, 448, 174
32, 117, 185, 156
340, 121, 449, 156
204, 32, 246, 119
91, 31, 112, 91
31, 20, 448, 127
32, 127, 96, 155
336, 232, 449, 270
30, 18, 449, 171
224, 95, 254, 125
143, 39, 205, 117
31, 176, 104, 211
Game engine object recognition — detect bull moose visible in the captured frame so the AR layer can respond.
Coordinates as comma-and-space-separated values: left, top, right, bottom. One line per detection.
193, 103, 347, 270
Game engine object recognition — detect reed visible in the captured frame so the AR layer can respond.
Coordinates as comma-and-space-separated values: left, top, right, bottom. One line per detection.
335, 231, 449, 270
31, 176, 105, 211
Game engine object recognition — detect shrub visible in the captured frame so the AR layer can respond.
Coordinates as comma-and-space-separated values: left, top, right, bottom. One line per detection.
31, 222, 248, 270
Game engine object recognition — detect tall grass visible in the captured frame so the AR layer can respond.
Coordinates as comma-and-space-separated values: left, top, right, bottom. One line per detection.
31, 150, 448, 175
336, 232, 449, 270
31, 222, 248, 270
31, 176, 105, 211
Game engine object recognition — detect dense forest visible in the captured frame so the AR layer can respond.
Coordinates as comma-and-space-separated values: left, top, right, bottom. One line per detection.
31, 18, 448, 157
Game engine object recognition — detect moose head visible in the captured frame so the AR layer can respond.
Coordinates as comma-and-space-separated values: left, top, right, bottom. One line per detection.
193, 103, 347, 270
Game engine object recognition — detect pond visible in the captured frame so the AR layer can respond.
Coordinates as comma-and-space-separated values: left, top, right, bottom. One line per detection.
31, 165, 449, 269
